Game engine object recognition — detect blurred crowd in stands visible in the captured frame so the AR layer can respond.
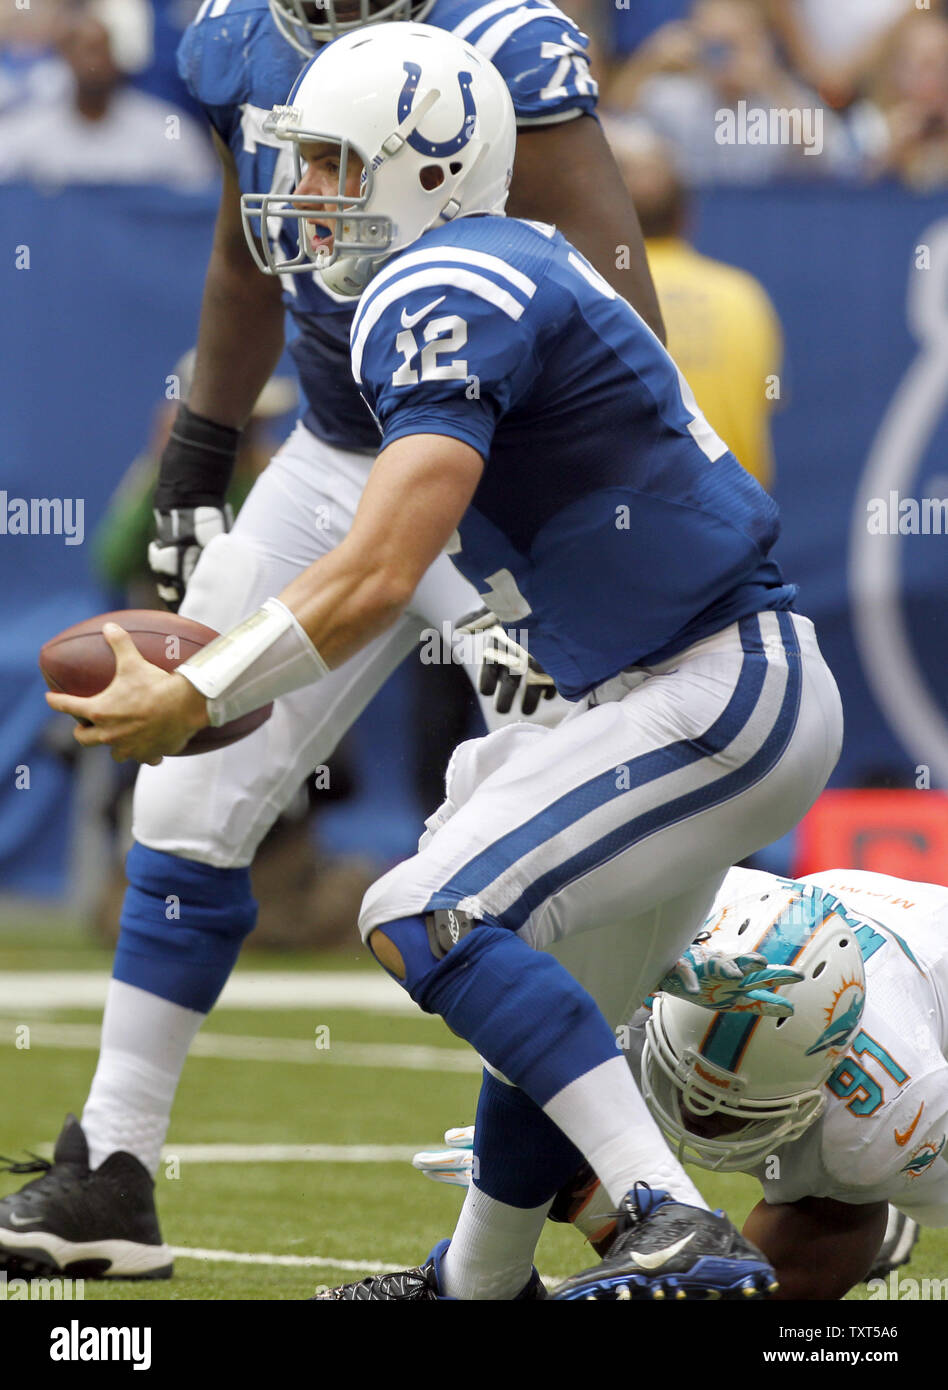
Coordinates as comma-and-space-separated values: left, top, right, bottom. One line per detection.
2, 1, 947, 190
585, 0, 948, 189
0, 0, 214, 188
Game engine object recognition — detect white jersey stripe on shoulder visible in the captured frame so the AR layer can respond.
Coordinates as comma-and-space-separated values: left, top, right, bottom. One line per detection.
358, 245, 537, 315
515, 107, 585, 127
451, 0, 525, 40
194, 0, 213, 19
518, 219, 556, 238
475, 7, 572, 60
352, 268, 528, 382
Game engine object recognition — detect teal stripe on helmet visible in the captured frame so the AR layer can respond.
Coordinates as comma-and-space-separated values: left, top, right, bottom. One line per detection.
700, 892, 833, 1072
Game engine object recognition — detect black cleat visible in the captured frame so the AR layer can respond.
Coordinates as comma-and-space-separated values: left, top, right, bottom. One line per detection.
313, 1263, 441, 1301
551, 1183, 777, 1301
312, 1238, 547, 1300
0, 1115, 172, 1279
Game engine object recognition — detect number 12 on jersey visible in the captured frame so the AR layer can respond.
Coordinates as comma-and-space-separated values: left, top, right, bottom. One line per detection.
393, 315, 468, 385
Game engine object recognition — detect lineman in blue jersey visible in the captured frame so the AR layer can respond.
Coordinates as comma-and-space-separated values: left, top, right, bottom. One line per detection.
49, 25, 843, 1301
171, 0, 652, 459
0, 0, 663, 1281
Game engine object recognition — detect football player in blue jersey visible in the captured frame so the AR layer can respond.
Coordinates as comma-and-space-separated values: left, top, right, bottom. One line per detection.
0, 0, 662, 1281
44, 25, 844, 1301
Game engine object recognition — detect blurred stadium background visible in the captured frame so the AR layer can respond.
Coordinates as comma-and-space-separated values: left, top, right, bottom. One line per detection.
1, 0, 947, 1299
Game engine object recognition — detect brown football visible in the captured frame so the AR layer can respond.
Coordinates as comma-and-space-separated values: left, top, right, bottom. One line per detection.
39, 609, 273, 755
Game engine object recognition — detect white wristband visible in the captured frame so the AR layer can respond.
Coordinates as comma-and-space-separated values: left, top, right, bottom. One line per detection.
178, 597, 329, 726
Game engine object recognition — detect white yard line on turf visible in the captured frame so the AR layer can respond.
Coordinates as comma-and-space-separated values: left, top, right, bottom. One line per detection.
0, 971, 420, 1013
169, 1245, 561, 1286
9, 1021, 480, 1072
171, 1247, 395, 1273
161, 1143, 417, 1162
34, 1139, 421, 1163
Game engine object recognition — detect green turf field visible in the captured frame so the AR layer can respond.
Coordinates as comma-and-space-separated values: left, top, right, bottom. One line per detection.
0, 928, 942, 1302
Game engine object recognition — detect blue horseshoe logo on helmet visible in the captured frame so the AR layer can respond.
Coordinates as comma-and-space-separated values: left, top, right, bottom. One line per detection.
397, 62, 476, 157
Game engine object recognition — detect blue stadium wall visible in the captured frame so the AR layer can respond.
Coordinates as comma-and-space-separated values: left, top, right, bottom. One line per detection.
1, 180, 946, 894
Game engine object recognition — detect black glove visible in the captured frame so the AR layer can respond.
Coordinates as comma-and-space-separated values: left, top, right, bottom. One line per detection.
148, 403, 241, 611
455, 607, 558, 717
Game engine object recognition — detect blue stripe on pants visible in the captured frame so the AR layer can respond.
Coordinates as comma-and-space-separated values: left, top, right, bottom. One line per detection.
501, 612, 802, 931
425, 613, 802, 932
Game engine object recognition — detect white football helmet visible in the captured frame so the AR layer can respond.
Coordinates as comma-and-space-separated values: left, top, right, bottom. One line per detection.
269, 0, 435, 57
241, 23, 515, 296
640, 884, 868, 1171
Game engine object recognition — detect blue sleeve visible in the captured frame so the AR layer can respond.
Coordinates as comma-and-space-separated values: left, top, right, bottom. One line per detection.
176, 18, 209, 106
176, 8, 261, 144
353, 280, 540, 458
476, 3, 598, 126
176, 18, 229, 139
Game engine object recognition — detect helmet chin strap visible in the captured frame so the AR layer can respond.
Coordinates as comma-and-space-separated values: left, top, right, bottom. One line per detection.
319, 252, 381, 296
372, 86, 440, 166
434, 139, 487, 226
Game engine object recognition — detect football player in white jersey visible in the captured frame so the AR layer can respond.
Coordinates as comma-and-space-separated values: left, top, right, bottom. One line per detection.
641, 865, 948, 1299
407, 866, 948, 1299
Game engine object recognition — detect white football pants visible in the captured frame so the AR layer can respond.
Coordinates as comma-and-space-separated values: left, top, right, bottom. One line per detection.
360, 612, 844, 1027
132, 420, 545, 866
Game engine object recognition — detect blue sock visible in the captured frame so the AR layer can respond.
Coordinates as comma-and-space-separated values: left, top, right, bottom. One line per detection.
114, 842, 257, 1013
375, 916, 618, 1107
473, 1069, 584, 1207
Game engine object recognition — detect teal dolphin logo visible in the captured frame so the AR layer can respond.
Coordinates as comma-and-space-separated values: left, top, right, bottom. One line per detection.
805, 987, 865, 1056
901, 1134, 946, 1177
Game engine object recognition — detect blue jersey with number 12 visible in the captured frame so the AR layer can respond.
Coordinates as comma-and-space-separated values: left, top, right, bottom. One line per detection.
351, 216, 797, 696
178, 0, 598, 451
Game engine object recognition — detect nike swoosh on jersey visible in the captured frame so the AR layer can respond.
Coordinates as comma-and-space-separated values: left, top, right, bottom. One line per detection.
895, 1102, 925, 1147
628, 1231, 695, 1270
400, 296, 446, 331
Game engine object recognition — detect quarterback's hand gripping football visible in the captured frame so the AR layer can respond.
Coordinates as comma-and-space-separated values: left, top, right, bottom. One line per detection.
411, 1127, 475, 1188
456, 607, 557, 717
148, 504, 232, 612
45, 624, 209, 764
658, 940, 803, 1018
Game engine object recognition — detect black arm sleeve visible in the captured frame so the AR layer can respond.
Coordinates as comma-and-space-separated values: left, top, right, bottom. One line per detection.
154, 403, 242, 511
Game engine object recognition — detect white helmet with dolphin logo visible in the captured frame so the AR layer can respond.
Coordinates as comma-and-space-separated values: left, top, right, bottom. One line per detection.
641, 884, 867, 1171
